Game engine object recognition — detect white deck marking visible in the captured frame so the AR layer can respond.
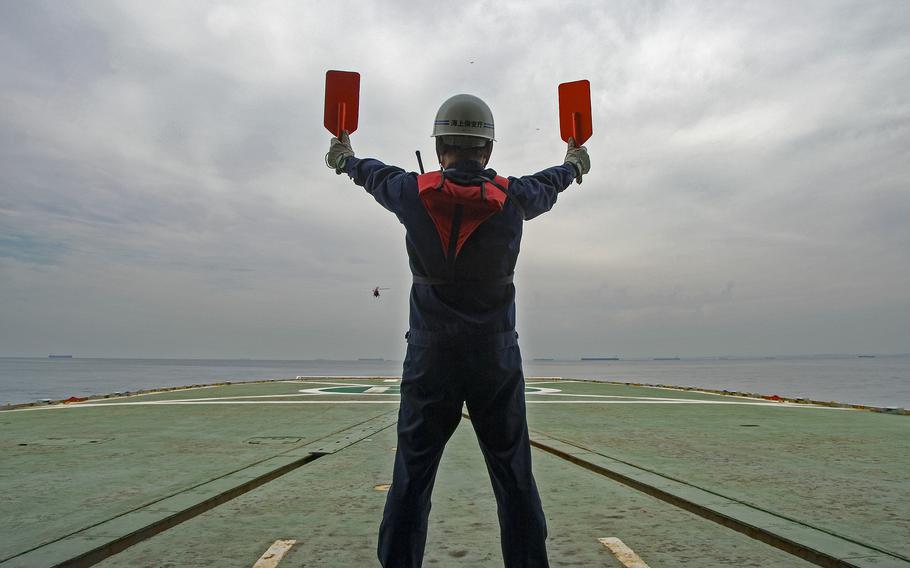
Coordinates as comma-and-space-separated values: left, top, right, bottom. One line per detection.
383, 379, 401, 383
548, 392, 694, 401
141, 392, 343, 403
42, 399, 842, 410
280, 379, 376, 386
599, 537, 651, 568
46, 400, 404, 408
295, 375, 399, 379
290, 375, 561, 381
527, 387, 562, 395
523, 376, 563, 380
252, 539, 296, 568
523, 400, 833, 407
297, 387, 400, 396
297, 380, 378, 388
28, 381, 838, 411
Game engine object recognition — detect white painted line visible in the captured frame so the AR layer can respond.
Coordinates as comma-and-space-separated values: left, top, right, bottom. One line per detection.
42, 399, 845, 410
295, 375, 399, 379
523, 400, 836, 407
297, 380, 378, 388
599, 537, 650, 568
82, 380, 386, 405
546, 392, 685, 401
526, 387, 562, 395
280, 379, 375, 386
142, 392, 335, 403
383, 379, 400, 383
252, 539, 296, 568
163, 383, 683, 403
616, 383, 776, 402
552, 391, 791, 403
45, 400, 404, 408
298, 387, 400, 396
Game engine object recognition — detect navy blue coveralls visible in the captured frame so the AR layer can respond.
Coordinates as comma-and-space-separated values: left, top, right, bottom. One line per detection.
342, 155, 575, 568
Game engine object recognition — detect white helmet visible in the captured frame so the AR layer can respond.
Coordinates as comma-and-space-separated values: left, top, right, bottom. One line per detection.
432, 94, 494, 148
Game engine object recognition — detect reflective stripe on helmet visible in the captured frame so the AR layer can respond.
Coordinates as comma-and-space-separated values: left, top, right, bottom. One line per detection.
432, 94, 495, 141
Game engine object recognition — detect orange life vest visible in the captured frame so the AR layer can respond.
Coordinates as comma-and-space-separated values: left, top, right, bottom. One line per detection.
416, 171, 511, 260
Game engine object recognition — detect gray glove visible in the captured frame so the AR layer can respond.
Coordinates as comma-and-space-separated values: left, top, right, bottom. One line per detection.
325, 130, 354, 174
564, 137, 590, 184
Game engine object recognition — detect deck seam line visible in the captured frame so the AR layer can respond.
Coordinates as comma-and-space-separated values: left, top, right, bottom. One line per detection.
0, 410, 395, 563
0, 410, 399, 568
0, 454, 323, 568
533, 429, 909, 561
526, 429, 910, 567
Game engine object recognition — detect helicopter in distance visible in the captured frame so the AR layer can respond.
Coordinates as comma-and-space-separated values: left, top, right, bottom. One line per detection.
372, 286, 390, 298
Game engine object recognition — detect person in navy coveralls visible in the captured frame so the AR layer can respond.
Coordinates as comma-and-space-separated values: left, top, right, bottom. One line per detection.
326, 93, 590, 568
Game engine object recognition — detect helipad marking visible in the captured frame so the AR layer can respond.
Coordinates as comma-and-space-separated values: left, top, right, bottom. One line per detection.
296, 385, 560, 396
527, 386, 560, 395
42, 398, 841, 410
284, 379, 376, 386
599, 537, 650, 568
313, 385, 402, 395
252, 539, 296, 568
79, 381, 383, 403
295, 375, 399, 379
524, 401, 836, 407
46, 401, 404, 407
549, 392, 693, 401
37, 382, 840, 410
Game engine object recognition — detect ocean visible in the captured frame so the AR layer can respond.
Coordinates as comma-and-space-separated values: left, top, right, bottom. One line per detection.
1, 355, 909, 408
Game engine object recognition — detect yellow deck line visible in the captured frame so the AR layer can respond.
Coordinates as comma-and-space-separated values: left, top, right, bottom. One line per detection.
599, 537, 651, 568
251, 539, 296, 568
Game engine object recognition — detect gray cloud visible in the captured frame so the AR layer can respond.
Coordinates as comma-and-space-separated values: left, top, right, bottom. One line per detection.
1, 0, 908, 358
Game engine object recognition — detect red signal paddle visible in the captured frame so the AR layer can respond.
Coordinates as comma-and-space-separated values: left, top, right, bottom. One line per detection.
324, 70, 360, 137
558, 80, 592, 145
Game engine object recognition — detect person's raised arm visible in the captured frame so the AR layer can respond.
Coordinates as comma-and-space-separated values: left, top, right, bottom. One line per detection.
506, 139, 591, 220
325, 131, 412, 215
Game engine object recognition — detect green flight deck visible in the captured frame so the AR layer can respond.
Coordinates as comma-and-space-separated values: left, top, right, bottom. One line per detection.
1, 378, 908, 567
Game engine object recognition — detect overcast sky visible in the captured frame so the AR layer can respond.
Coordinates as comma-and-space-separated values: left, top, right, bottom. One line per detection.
1, 1, 908, 359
